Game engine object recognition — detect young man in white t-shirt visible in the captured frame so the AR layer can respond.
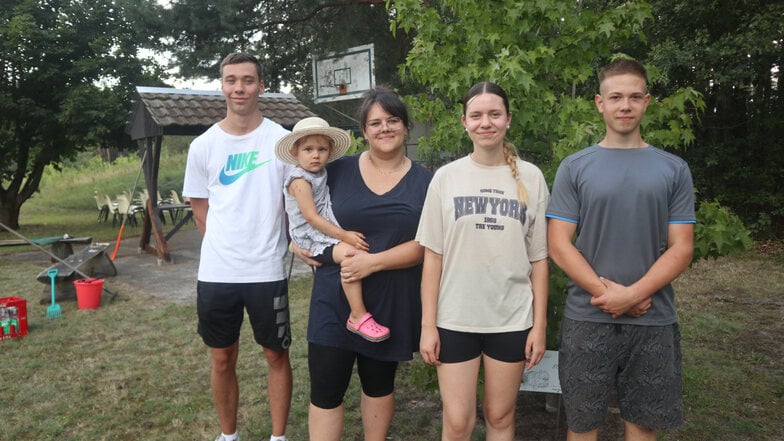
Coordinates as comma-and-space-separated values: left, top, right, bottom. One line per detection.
182, 53, 291, 441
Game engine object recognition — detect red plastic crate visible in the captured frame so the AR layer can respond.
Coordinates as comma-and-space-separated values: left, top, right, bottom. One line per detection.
0, 296, 28, 340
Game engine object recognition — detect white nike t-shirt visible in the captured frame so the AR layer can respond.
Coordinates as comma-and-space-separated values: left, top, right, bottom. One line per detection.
183, 119, 291, 283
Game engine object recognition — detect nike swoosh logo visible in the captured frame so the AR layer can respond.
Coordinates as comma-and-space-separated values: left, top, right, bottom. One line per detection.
219, 159, 271, 185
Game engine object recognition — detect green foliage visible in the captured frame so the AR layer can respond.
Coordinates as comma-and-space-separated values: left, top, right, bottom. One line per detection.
163, 0, 409, 96
404, 358, 439, 393
391, 0, 704, 167
644, 0, 784, 236
694, 200, 753, 263
546, 264, 569, 349
391, 0, 708, 350
161, 135, 196, 156
0, 0, 167, 228
346, 131, 368, 156
643, 87, 705, 151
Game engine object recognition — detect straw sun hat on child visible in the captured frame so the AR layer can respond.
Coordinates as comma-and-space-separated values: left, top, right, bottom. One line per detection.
275, 117, 351, 165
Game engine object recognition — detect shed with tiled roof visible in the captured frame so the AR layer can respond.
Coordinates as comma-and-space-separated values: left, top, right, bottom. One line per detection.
124, 87, 315, 263
126, 86, 315, 139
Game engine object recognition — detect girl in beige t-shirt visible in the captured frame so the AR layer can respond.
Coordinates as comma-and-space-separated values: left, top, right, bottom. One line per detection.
416, 82, 549, 440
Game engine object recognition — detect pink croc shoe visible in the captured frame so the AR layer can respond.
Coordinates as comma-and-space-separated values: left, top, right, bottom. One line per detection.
346, 312, 390, 342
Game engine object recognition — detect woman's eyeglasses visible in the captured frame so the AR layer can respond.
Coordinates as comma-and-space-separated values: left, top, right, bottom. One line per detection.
366, 117, 403, 132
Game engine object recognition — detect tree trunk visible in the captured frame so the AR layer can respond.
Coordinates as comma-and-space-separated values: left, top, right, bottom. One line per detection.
0, 195, 21, 230
1, 148, 47, 231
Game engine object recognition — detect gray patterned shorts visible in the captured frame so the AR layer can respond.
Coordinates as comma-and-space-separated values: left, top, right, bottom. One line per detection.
558, 318, 683, 433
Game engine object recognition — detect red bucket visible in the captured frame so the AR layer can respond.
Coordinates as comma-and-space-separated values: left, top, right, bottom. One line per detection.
74, 278, 104, 309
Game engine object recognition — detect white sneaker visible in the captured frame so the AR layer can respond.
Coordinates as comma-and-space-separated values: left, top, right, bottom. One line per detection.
214, 435, 240, 441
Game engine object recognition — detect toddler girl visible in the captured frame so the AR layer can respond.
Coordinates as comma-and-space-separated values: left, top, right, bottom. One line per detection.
275, 117, 390, 342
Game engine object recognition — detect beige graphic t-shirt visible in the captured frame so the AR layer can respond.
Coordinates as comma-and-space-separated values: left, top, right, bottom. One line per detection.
416, 155, 549, 332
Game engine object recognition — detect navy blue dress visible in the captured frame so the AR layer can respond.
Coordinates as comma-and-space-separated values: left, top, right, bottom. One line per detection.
307, 154, 432, 361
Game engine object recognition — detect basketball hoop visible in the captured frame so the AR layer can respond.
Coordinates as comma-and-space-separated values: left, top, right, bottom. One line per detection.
313, 44, 375, 103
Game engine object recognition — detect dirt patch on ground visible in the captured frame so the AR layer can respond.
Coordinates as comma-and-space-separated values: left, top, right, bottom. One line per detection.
395, 391, 625, 441
511, 392, 623, 441
703, 286, 784, 370
754, 240, 784, 257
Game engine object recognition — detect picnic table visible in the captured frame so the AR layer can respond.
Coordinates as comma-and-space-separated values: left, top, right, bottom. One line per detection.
140, 202, 194, 263
157, 203, 193, 237
0, 235, 92, 260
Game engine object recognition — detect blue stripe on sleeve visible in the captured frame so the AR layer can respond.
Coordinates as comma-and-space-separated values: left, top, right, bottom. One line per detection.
545, 214, 579, 224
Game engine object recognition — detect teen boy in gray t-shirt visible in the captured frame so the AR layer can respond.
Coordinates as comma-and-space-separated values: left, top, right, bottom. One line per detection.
547, 59, 696, 441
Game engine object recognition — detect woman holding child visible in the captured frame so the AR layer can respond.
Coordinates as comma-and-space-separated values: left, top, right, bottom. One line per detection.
293, 86, 432, 441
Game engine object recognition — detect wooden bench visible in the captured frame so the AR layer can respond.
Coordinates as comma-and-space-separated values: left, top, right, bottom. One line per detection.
35, 243, 117, 303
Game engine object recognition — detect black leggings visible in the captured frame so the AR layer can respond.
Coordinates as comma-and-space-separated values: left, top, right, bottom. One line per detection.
308, 342, 398, 409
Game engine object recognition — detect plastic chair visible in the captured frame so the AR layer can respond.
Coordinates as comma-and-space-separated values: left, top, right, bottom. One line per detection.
169, 189, 183, 205
94, 191, 110, 223
103, 193, 120, 227
115, 194, 144, 227
140, 189, 169, 224
168, 190, 192, 223
139, 189, 148, 207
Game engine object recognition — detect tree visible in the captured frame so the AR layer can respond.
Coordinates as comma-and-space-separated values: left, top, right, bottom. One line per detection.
161, 0, 780, 237
393, 0, 781, 237
162, 0, 411, 122
391, 0, 704, 169
0, 0, 166, 229
643, 0, 784, 236
390, 0, 732, 352
163, 0, 402, 92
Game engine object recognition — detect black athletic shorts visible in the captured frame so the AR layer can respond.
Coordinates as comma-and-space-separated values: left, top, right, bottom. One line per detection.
197, 280, 291, 350
437, 327, 529, 363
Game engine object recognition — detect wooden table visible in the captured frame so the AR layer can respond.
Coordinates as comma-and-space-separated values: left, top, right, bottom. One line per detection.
0, 235, 92, 260
140, 203, 194, 264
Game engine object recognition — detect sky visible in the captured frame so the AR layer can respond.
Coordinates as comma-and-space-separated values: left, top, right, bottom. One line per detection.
138, 46, 222, 91
169, 76, 221, 91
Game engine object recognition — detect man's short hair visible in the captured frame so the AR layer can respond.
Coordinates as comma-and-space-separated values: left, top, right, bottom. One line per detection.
220, 53, 263, 80
598, 58, 648, 88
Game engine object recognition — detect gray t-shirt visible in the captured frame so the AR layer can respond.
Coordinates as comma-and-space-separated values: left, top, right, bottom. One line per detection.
546, 144, 696, 325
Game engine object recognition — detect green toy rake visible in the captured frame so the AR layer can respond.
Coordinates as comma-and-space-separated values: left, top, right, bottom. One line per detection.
46, 268, 62, 319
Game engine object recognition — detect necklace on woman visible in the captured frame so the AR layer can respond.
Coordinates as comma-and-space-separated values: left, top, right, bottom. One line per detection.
366, 152, 408, 175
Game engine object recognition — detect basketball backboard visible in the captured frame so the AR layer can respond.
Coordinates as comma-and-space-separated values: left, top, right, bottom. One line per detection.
313, 43, 375, 103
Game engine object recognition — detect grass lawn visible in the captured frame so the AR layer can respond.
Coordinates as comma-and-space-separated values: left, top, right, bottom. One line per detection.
1, 153, 783, 440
